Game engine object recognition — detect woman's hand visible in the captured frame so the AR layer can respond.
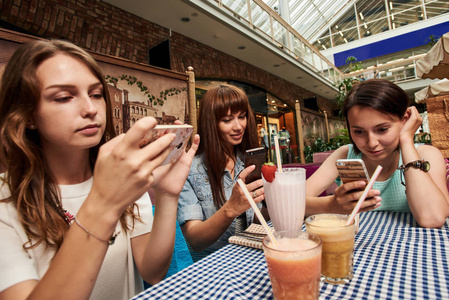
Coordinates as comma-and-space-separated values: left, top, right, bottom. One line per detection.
224, 165, 265, 219
330, 181, 381, 214
151, 134, 200, 198
400, 106, 423, 145
88, 117, 174, 215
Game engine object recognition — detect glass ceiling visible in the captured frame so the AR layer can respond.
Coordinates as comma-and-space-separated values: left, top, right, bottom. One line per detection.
261, 0, 355, 43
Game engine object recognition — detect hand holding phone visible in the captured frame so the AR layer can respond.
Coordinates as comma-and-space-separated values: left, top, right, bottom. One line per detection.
244, 147, 267, 183
139, 124, 193, 165
336, 159, 370, 191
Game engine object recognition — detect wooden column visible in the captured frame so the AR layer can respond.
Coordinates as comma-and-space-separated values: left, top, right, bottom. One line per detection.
295, 100, 305, 163
324, 110, 330, 143
186, 66, 197, 138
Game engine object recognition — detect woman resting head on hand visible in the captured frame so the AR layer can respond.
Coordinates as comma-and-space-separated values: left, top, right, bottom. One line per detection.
177, 83, 267, 262
306, 79, 449, 228
0, 39, 198, 300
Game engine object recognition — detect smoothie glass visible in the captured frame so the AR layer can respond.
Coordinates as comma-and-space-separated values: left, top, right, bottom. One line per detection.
263, 167, 305, 234
305, 214, 355, 284
262, 231, 322, 300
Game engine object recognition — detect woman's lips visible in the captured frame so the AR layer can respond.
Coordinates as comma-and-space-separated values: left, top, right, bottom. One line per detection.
78, 124, 100, 135
368, 149, 383, 156
231, 133, 243, 140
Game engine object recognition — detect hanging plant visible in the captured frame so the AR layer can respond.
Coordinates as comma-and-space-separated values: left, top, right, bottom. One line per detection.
104, 74, 186, 106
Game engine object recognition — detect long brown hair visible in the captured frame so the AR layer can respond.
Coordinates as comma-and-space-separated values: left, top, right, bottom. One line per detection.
0, 39, 136, 250
343, 79, 410, 153
197, 83, 258, 208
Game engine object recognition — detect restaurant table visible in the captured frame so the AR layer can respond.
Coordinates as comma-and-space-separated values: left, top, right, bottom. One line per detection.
132, 211, 449, 299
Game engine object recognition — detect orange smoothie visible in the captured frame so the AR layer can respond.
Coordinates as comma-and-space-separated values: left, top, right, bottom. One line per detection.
305, 214, 355, 284
263, 234, 321, 300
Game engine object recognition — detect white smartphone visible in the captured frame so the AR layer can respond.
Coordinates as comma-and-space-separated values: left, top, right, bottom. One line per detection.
336, 159, 370, 191
139, 124, 194, 165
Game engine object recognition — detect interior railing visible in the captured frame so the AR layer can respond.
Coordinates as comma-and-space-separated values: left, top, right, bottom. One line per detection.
210, 0, 345, 86
343, 54, 426, 84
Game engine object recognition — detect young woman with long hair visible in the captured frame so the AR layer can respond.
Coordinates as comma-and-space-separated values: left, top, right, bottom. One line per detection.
306, 79, 449, 228
0, 39, 199, 299
177, 83, 266, 261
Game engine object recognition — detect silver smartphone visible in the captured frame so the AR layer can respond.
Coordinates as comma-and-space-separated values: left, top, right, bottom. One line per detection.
336, 159, 370, 191
139, 124, 193, 165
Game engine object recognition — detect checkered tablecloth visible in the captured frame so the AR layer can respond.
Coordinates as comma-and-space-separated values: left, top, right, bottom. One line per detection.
131, 211, 449, 299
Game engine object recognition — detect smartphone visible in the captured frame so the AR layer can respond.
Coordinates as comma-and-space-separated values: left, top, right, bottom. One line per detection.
139, 124, 194, 165
336, 159, 370, 190
244, 147, 267, 183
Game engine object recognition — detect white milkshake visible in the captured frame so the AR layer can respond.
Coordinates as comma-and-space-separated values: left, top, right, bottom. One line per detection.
263, 167, 306, 233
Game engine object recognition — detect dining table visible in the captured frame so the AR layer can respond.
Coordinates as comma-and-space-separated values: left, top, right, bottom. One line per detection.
131, 211, 449, 299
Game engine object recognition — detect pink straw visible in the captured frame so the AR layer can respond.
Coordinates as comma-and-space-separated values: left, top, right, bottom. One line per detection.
346, 165, 383, 226
237, 179, 277, 245
274, 135, 283, 173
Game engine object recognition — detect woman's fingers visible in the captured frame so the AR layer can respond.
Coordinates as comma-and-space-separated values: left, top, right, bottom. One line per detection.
238, 165, 256, 180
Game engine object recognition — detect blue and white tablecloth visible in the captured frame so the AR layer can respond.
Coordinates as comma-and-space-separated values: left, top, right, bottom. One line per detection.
132, 211, 449, 299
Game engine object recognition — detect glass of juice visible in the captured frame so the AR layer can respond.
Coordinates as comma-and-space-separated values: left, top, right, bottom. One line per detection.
305, 214, 355, 284
263, 167, 306, 233
262, 230, 322, 300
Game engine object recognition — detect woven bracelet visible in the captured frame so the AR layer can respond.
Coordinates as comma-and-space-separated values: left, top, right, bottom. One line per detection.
74, 216, 120, 246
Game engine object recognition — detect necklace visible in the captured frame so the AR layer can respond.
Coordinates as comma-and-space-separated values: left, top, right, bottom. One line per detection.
63, 209, 75, 224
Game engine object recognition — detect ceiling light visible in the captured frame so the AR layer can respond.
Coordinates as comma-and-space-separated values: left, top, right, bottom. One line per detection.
359, 12, 364, 20
181, 17, 190, 22
297, 76, 302, 79
273, 64, 280, 67
237, 46, 246, 50
389, 2, 393, 10
344, 38, 348, 43
391, 14, 395, 20
364, 23, 367, 29
339, 31, 343, 36
271, 100, 275, 103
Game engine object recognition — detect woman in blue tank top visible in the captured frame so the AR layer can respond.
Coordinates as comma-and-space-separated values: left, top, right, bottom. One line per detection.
306, 79, 449, 228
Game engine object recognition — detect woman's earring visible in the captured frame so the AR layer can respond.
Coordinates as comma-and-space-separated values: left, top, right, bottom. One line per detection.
27, 122, 36, 129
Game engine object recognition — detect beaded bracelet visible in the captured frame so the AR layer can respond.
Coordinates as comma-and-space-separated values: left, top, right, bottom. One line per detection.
74, 216, 120, 246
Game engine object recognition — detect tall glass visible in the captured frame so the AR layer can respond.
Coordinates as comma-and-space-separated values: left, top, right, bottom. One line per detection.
305, 214, 355, 284
263, 230, 322, 300
263, 168, 306, 233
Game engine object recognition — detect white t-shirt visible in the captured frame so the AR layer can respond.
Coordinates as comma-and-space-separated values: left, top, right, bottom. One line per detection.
0, 176, 153, 299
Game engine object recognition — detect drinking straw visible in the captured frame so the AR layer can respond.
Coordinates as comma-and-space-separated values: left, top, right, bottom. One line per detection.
346, 165, 383, 226
274, 135, 283, 173
237, 179, 277, 245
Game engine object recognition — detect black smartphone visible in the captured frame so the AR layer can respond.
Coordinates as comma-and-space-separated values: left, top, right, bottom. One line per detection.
244, 147, 267, 183
336, 159, 370, 191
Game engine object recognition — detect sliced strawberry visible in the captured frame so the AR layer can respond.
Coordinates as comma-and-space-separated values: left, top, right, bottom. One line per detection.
261, 162, 277, 182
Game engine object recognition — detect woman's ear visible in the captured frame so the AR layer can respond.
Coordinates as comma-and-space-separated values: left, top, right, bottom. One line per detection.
26, 119, 36, 129
402, 109, 411, 124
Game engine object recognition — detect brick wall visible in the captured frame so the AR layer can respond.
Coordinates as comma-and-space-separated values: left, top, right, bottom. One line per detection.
0, 0, 336, 111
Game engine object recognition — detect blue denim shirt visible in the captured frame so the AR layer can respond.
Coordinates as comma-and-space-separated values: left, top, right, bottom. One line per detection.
177, 153, 255, 262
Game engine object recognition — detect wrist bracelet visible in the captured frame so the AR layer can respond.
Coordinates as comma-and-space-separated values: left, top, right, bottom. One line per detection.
397, 159, 431, 172
397, 159, 430, 188
74, 216, 120, 246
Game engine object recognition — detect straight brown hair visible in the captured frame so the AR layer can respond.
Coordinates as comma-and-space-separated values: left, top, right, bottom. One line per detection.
196, 84, 258, 208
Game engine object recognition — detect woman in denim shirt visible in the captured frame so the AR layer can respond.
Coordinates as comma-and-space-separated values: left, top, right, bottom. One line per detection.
178, 84, 266, 261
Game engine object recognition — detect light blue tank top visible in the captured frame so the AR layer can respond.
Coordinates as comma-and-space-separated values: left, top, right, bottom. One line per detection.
345, 144, 410, 213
